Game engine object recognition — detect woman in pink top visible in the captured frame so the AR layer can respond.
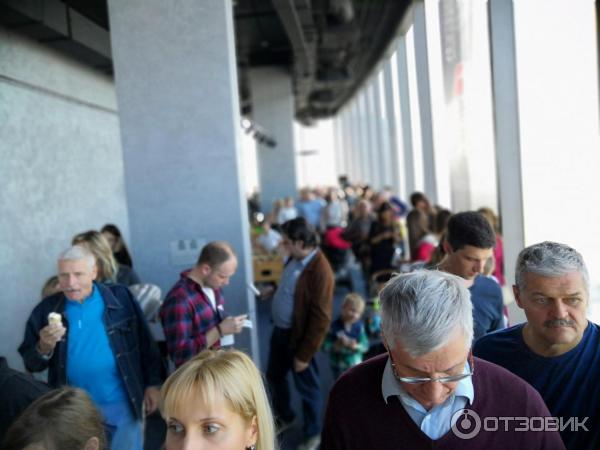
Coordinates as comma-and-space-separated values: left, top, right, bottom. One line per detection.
478, 207, 505, 286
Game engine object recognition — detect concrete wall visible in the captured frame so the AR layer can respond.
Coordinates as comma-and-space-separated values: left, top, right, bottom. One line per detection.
0, 27, 128, 369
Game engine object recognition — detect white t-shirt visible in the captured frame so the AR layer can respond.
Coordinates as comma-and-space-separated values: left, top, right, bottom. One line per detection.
201, 286, 217, 310
257, 228, 282, 252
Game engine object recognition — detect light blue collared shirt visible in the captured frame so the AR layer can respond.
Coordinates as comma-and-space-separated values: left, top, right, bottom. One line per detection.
271, 249, 317, 328
381, 357, 474, 440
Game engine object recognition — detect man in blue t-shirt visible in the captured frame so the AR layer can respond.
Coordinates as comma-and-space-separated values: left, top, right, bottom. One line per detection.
296, 188, 325, 229
438, 211, 505, 340
19, 246, 162, 450
474, 241, 599, 449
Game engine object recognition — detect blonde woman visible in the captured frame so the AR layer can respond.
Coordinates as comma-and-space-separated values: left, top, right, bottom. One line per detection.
72, 230, 140, 286
160, 349, 276, 450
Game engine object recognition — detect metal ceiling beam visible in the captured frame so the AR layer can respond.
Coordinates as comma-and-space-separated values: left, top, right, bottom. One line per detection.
271, 0, 317, 115
271, 0, 314, 70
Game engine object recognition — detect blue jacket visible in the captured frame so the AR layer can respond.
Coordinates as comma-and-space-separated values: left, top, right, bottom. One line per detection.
18, 283, 163, 419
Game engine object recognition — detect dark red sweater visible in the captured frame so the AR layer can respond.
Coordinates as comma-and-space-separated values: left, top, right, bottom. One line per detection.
321, 354, 565, 450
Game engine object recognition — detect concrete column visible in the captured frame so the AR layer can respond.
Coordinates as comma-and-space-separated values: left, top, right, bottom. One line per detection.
349, 101, 360, 182
352, 100, 362, 183
413, 1, 438, 203
368, 80, 379, 189
249, 67, 298, 212
354, 92, 363, 184
365, 81, 380, 188
395, 36, 417, 196
337, 114, 347, 177
332, 116, 341, 178
343, 108, 352, 179
338, 110, 348, 180
108, 0, 259, 359
489, 0, 524, 292
383, 58, 406, 199
374, 72, 392, 189
351, 104, 359, 183
357, 93, 370, 183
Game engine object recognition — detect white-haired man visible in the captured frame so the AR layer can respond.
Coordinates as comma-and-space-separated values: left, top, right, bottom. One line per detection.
321, 270, 564, 449
474, 242, 599, 449
19, 246, 162, 450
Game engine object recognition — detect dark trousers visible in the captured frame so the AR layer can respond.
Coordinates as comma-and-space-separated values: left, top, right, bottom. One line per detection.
266, 326, 322, 438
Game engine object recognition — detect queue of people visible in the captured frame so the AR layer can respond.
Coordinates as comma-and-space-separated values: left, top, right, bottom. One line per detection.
2, 184, 599, 450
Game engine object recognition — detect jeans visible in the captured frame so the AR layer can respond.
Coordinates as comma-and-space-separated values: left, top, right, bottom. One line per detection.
101, 401, 142, 450
266, 327, 322, 438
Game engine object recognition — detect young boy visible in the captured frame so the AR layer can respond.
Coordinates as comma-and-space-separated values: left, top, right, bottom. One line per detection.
323, 293, 369, 379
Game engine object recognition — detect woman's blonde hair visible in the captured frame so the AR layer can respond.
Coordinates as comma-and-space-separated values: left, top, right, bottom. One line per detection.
160, 349, 276, 450
41, 275, 60, 299
72, 230, 118, 282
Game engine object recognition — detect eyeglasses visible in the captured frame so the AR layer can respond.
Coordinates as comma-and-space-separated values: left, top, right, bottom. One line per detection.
388, 350, 475, 385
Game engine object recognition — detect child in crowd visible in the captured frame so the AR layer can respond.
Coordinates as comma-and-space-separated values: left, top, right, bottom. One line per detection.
323, 293, 369, 379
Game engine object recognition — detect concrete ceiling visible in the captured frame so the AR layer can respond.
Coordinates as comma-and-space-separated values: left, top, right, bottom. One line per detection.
0, 0, 412, 122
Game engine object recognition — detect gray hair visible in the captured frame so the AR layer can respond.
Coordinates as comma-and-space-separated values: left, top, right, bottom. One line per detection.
515, 241, 589, 292
380, 270, 473, 357
58, 246, 96, 271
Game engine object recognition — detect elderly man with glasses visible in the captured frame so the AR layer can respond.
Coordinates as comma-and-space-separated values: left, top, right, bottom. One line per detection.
321, 270, 564, 450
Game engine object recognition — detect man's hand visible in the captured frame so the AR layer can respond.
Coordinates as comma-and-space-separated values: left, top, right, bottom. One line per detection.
37, 324, 66, 355
219, 314, 248, 335
293, 357, 309, 373
143, 386, 161, 415
259, 285, 275, 300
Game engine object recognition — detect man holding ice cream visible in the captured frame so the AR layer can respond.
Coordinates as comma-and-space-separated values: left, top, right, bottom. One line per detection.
19, 245, 162, 450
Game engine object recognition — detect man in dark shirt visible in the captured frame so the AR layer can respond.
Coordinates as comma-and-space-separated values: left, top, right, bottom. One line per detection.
321, 270, 564, 450
438, 211, 505, 339
475, 241, 599, 449
0, 357, 50, 441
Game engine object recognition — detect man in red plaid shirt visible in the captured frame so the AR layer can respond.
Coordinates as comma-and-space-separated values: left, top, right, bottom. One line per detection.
160, 241, 247, 367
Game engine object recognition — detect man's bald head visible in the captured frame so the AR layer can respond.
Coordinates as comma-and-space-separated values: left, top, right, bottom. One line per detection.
197, 241, 236, 269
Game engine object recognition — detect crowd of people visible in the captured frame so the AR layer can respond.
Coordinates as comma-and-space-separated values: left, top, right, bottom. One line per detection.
1, 185, 598, 450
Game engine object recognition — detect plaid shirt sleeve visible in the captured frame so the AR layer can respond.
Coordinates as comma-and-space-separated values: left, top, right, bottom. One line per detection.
160, 281, 220, 367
